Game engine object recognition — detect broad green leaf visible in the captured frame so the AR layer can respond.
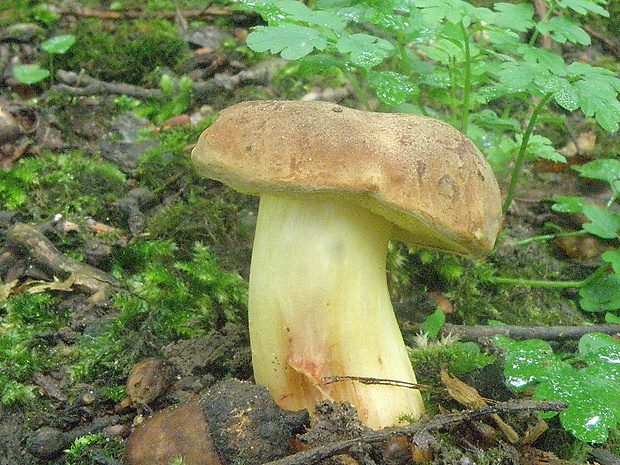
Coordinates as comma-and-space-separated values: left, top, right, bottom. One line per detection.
602, 250, 620, 275
13, 64, 50, 84
235, 0, 291, 23
490, 3, 535, 32
496, 61, 549, 93
497, 334, 620, 443
41, 34, 75, 55
421, 307, 445, 339
246, 24, 328, 60
537, 17, 590, 45
582, 204, 620, 239
277, 0, 346, 32
575, 79, 620, 133
578, 332, 618, 355
416, 0, 477, 25
472, 109, 521, 131
336, 33, 394, 69
579, 274, 620, 312
340, 4, 409, 33
517, 134, 566, 163
494, 336, 556, 390
367, 71, 419, 106
535, 75, 579, 111
551, 195, 587, 214
557, 0, 609, 16
418, 39, 465, 65
573, 159, 620, 187
518, 45, 567, 75
568, 64, 620, 132
297, 53, 348, 75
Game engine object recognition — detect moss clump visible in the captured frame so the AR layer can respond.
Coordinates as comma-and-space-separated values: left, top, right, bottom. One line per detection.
1, 151, 127, 221
0, 293, 66, 405
57, 19, 189, 85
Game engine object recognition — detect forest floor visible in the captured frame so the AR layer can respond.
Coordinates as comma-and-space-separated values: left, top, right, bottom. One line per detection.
1, 1, 620, 464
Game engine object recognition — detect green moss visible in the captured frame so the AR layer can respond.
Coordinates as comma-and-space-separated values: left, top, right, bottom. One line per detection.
0, 293, 66, 405
1, 152, 127, 221
112, 240, 247, 342
56, 19, 189, 85
63, 432, 124, 465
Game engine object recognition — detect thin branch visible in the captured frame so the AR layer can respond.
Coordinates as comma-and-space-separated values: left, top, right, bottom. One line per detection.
263, 400, 566, 465
60, 5, 233, 20
443, 323, 620, 342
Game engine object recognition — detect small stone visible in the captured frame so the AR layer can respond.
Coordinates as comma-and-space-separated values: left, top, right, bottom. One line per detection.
25, 426, 68, 459
124, 401, 222, 465
126, 357, 174, 407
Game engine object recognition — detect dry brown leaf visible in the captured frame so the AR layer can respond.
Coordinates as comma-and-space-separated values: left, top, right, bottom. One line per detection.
0, 279, 18, 301
26, 274, 76, 294
440, 368, 519, 444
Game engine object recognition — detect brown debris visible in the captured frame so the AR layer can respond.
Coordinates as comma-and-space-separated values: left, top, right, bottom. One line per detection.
440, 368, 519, 443
442, 323, 620, 342
125, 358, 175, 409
5, 222, 122, 298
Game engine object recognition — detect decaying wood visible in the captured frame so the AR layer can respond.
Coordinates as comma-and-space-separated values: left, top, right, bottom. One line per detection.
48, 62, 281, 101
440, 369, 519, 443
589, 448, 620, 465
442, 323, 620, 341
6, 223, 121, 297
264, 400, 567, 465
61, 5, 233, 20
50, 71, 165, 100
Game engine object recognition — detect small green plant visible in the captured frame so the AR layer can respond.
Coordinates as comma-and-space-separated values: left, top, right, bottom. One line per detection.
489, 158, 620, 316
13, 34, 76, 84
411, 310, 494, 380
63, 432, 123, 464
551, 159, 620, 314
496, 332, 620, 444
134, 74, 194, 125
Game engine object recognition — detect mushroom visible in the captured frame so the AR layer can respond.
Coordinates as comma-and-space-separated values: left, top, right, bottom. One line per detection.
191, 100, 502, 429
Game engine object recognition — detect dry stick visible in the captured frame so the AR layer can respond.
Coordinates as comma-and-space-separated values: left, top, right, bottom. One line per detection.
50, 71, 165, 100
6, 222, 122, 296
48, 64, 277, 101
60, 6, 232, 20
442, 323, 620, 342
263, 400, 567, 465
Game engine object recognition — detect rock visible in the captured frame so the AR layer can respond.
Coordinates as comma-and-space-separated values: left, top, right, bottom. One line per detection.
0, 23, 45, 42
25, 426, 68, 459
202, 379, 309, 465
0, 104, 21, 143
125, 357, 175, 407
124, 400, 221, 465
124, 379, 309, 465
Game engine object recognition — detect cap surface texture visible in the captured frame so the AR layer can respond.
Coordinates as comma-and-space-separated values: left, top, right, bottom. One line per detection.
192, 100, 502, 255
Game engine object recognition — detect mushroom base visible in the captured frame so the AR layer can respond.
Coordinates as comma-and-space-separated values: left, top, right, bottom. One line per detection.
248, 193, 424, 429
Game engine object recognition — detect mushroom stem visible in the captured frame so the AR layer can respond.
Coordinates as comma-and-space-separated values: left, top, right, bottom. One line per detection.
248, 193, 424, 429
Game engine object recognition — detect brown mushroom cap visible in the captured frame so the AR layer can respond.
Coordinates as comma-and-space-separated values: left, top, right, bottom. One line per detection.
192, 100, 502, 256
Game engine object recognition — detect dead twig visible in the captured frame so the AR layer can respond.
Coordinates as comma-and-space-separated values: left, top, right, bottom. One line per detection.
264, 400, 567, 465
47, 62, 281, 102
442, 323, 620, 341
49, 71, 165, 100
583, 25, 620, 60
6, 223, 122, 297
60, 5, 233, 21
